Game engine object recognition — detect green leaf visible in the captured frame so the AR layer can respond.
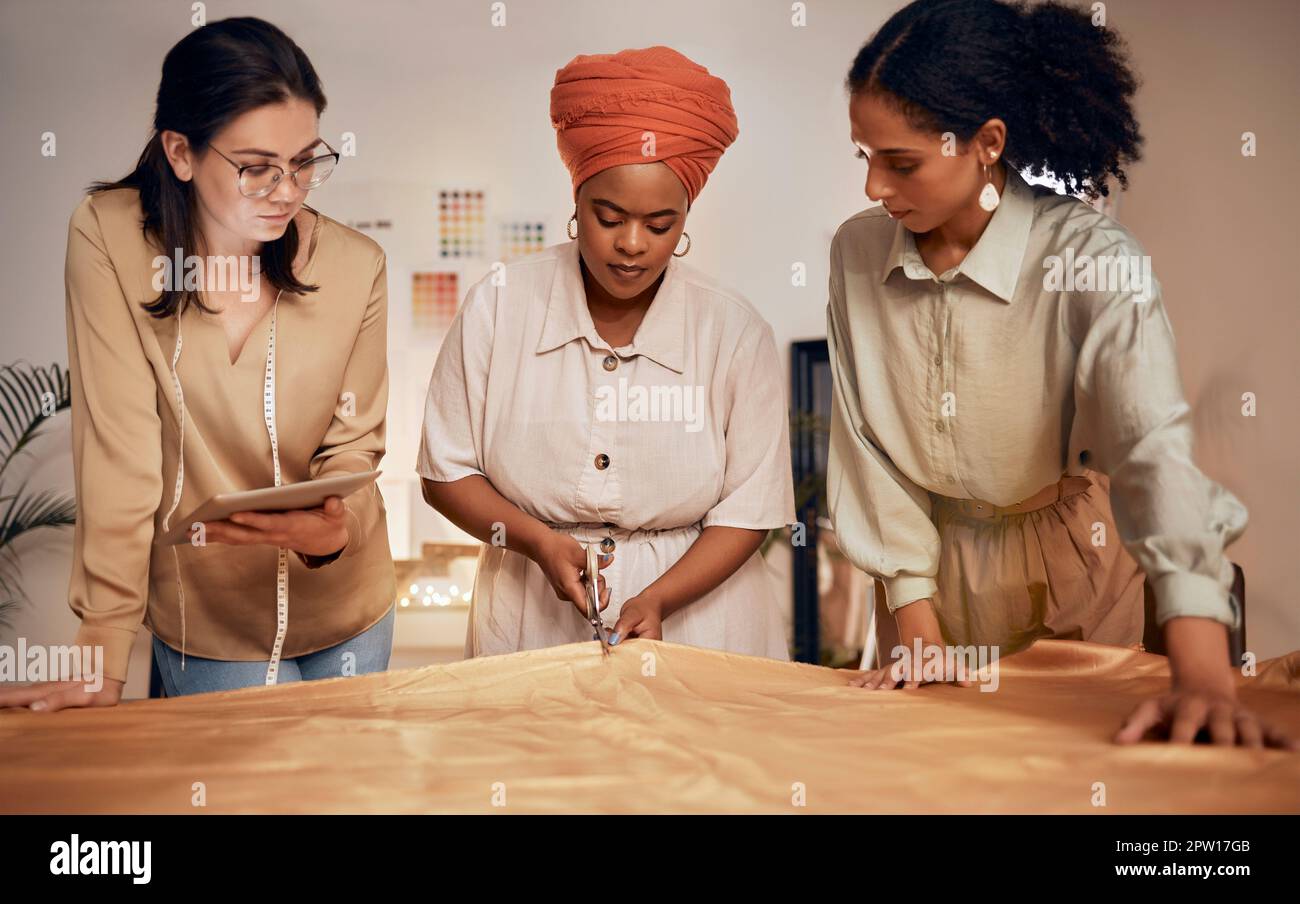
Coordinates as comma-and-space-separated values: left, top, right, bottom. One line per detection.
0, 362, 72, 487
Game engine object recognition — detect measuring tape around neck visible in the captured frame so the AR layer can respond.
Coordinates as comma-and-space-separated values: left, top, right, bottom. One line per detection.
163, 291, 291, 684
262, 293, 289, 685
163, 323, 188, 669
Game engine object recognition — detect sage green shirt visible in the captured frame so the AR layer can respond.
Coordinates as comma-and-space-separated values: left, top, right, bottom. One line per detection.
826, 166, 1245, 630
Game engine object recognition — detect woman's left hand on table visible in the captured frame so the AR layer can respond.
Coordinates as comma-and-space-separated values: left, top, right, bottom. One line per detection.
1115, 673, 1297, 749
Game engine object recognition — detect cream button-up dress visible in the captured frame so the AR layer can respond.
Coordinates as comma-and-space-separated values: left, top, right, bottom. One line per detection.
418, 240, 796, 660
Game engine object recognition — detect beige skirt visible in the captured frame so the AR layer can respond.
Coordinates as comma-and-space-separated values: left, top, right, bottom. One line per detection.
921, 469, 1145, 655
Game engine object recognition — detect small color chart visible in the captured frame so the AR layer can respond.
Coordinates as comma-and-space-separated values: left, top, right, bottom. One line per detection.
411, 271, 460, 334
438, 188, 486, 259
500, 221, 546, 260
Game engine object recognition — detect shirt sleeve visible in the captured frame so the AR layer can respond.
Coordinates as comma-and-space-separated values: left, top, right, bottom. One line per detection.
305, 249, 389, 565
416, 275, 494, 483
64, 197, 164, 683
824, 231, 941, 613
1072, 235, 1247, 630
700, 319, 796, 530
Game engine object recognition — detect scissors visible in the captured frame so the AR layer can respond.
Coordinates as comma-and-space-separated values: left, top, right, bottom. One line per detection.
585, 543, 612, 656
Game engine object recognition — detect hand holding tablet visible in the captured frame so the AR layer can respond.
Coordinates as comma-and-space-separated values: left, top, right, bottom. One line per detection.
156, 470, 381, 547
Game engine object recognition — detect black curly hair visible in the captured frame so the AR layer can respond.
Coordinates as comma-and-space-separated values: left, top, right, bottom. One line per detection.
845, 0, 1143, 200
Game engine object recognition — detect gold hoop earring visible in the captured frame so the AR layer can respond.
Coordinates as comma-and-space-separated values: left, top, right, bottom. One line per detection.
673, 231, 691, 257
567, 214, 578, 240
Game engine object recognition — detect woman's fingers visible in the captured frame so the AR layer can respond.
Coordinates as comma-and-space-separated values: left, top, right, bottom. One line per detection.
227, 510, 282, 531
1207, 704, 1237, 746
1115, 695, 1297, 749
1169, 698, 1210, 745
1114, 698, 1164, 744
1235, 712, 1265, 749
848, 662, 981, 691
846, 668, 898, 690
0, 681, 81, 709
31, 686, 92, 713
561, 577, 588, 615
1262, 721, 1299, 751
610, 610, 635, 641
599, 582, 610, 612
204, 520, 275, 545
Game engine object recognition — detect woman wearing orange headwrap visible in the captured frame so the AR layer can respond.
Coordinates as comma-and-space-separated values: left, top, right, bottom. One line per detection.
418, 46, 796, 660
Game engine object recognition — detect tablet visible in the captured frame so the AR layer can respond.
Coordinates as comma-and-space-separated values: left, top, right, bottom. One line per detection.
155, 470, 381, 546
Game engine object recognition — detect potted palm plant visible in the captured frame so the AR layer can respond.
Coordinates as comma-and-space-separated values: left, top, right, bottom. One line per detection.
0, 362, 76, 629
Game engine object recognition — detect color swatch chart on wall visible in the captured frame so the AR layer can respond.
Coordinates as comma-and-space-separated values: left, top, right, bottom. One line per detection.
438, 189, 486, 259
411, 271, 460, 335
500, 221, 546, 260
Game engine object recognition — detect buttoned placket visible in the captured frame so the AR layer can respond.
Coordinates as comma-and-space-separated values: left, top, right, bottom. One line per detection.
907, 254, 964, 494
936, 273, 963, 492
582, 336, 622, 553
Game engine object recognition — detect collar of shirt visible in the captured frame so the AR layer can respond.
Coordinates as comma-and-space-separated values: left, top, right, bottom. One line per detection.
535, 239, 687, 373
880, 165, 1035, 304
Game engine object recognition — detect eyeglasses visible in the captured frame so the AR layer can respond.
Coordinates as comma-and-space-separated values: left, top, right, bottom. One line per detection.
208, 140, 340, 198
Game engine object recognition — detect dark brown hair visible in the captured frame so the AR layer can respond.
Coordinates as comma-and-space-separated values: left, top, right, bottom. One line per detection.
91, 17, 326, 317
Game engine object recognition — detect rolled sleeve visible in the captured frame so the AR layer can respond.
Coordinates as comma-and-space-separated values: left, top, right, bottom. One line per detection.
700, 320, 796, 530
416, 276, 493, 484
306, 251, 390, 563
1072, 238, 1246, 630
825, 233, 940, 613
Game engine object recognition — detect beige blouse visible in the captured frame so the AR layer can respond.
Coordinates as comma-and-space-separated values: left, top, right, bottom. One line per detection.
826, 166, 1247, 630
417, 240, 795, 658
64, 188, 395, 683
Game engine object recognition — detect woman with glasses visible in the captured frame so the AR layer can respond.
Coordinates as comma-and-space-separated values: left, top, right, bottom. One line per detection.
0, 17, 396, 710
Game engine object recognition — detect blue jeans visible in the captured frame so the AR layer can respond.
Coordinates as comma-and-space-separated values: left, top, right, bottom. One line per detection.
152, 605, 395, 697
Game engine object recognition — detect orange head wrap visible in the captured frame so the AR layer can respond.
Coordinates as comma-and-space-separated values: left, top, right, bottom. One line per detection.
550, 45, 739, 208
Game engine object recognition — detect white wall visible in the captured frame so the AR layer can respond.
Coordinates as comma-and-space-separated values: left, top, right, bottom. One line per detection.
1, 0, 1295, 664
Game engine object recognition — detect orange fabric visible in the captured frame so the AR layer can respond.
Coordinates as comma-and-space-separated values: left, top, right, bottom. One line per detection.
550, 45, 738, 206
1, 639, 1297, 814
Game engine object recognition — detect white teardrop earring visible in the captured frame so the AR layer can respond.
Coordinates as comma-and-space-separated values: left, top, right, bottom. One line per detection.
978, 158, 1001, 212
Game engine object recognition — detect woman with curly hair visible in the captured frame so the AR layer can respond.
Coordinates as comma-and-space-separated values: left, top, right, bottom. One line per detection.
828, 0, 1292, 748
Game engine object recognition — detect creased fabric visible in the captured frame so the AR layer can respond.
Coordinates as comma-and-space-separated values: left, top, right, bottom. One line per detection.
2, 638, 1296, 814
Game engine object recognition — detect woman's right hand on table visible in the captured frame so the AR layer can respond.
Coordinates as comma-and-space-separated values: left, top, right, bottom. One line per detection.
847, 598, 974, 689
0, 678, 125, 712
848, 637, 977, 689
530, 531, 613, 618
